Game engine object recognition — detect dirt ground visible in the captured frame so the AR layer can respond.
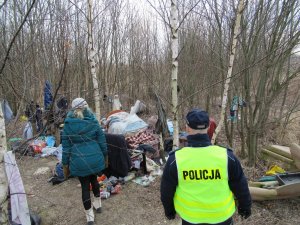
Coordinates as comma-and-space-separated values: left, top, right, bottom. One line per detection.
15, 154, 300, 225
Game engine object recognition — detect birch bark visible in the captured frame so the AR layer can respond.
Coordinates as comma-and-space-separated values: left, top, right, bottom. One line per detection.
0, 104, 8, 224
170, 0, 179, 149
88, 0, 101, 121
212, 0, 245, 144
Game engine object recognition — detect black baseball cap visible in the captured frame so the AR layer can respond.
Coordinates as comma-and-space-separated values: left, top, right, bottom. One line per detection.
186, 109, 209, 130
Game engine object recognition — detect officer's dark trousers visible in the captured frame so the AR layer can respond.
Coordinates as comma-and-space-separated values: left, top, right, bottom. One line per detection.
182, 217, 233, 225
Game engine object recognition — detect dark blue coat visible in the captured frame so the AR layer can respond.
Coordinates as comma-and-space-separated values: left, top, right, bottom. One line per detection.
62, 109, 107, 177
160, 134, 252, 224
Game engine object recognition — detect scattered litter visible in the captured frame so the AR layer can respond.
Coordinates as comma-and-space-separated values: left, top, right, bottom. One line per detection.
266, 165, 285, 176
124, 172, 135, 182
100, 191, 110, 199
33, 167, 50, 175
29, 140, 46, 154
41, 144, 62, 161
45, 136, 56, 147
146, 157, 160, 173
132, 175, 156, 187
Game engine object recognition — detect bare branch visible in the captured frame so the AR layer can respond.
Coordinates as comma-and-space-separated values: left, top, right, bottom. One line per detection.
146, 0, 171, 28
0, 0, 37, 76
177, 0, 201, 30
0, 0, 8, 11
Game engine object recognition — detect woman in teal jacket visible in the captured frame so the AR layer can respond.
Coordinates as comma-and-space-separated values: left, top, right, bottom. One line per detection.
62, 98, 107, 225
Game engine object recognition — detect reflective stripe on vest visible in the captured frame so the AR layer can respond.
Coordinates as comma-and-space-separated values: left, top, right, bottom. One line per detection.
174, 146, 235, 224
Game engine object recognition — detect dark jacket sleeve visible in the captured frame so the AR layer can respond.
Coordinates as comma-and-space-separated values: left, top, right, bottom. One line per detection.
160, 152, 178, 217
97, 124, 108, 157
227, 149, 252, 211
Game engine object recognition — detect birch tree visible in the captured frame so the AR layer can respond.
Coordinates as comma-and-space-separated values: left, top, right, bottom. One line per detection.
212, 0, 245, 144
0, 105, 8, 224
170, 0, 179, 149
87, 0, 101, 121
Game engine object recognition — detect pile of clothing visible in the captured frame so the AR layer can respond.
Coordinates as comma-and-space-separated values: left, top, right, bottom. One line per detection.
126, 129, 159, 150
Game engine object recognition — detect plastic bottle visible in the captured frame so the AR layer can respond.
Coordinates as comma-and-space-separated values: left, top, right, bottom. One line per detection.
100, 191, 110, 199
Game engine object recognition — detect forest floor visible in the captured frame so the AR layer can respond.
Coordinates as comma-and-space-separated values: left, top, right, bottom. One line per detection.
10, 111, 300, 225
16, 149, 300, 225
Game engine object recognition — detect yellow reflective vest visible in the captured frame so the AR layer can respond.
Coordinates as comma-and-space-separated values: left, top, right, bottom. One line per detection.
174, 146, 235, 224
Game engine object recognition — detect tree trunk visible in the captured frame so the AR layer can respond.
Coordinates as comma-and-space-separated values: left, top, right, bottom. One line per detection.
247, 128, 257, 166
87, 0, 101, 121
212, 0, 245, 144
0, 104, 8, 224
239, 106, 246, 158
170, 0, 179, 149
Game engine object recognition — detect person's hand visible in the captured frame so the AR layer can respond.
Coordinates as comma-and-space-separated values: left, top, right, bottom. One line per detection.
63, 165, 70, 180
238, 208, 251, 219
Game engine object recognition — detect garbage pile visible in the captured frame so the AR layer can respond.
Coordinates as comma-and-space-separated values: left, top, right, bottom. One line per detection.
249, 143, 300, 201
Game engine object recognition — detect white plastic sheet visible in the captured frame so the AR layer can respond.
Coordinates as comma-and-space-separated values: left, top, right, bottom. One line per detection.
4, 151, 31, 225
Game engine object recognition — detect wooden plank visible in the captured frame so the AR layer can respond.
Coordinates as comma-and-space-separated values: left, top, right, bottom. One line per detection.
276, 183, 300, 196
0, 103, 8, 224
249, 181, 279, 188
250, 183, 300, 201
267, 145, 292, 159
249, 187, 277, 201
290, 143, 300, 170
261, 148, 294, 164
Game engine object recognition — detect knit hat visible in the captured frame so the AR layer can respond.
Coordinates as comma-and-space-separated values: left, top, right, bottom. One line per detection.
71, 98, 88, 109
186, 109, 209, 130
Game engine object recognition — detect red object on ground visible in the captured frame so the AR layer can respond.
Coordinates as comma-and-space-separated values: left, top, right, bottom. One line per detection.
29, 140, 47, 154
97, 175, 107, 182
111, 184, 121, 194
90, 175, 107, 190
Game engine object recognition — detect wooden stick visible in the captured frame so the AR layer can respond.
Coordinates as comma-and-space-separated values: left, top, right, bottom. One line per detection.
261, 148, 294, 164
266, 145, 292, 159
290, 143, 300, 170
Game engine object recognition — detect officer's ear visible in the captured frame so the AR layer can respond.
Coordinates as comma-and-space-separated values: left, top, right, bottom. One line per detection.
186, 124, 191, 133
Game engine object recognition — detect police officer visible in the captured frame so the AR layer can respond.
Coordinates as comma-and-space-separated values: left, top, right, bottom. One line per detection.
160, 109, 251, 225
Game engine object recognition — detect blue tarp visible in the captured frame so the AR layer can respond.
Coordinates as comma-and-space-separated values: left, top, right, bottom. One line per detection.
44, 80, 53, 110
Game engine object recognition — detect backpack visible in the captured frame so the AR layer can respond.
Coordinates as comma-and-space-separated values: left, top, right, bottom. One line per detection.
48, 162, 65, 185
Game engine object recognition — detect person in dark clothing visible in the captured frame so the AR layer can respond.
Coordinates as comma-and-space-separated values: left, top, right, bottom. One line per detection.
35, 104, 43, 133
25, 100, 35, 123
104, 133, 131, 178
57, 96, 68, 110
160, 109, 252, 225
